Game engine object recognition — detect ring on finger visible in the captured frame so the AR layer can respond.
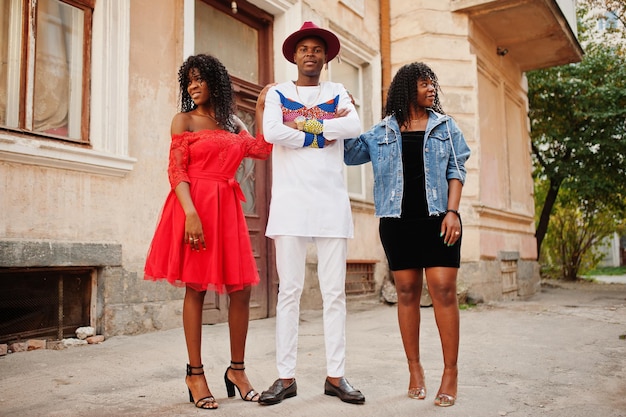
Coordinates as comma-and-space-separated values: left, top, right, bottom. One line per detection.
455, 231, 460, 235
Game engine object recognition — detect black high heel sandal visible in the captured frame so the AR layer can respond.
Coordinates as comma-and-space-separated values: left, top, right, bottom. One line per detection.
186, 364, 218, 409
224, 361, 260, 402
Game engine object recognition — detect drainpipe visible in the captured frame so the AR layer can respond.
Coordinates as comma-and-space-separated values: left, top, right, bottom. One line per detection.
380, 0, 391, 111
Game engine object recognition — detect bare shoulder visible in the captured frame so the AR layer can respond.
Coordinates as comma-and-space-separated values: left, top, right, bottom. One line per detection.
170, 112, 192, 135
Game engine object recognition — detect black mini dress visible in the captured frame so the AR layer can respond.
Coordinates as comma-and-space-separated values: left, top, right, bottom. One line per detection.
379, 131, 461, 271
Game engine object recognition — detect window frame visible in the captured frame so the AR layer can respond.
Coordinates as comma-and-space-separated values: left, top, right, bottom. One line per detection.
329, 53, 368, 201
0, 0, 135, 177
2, 0, 94, 143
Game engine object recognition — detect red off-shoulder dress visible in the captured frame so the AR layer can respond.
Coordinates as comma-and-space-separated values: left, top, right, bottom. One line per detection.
144, 129, 272, 293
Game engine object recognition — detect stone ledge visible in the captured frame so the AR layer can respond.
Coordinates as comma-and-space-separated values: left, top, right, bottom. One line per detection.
0, 240, 122, 267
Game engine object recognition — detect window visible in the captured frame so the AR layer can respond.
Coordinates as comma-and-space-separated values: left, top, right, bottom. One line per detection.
330, 56, 367, 199
0, 0, 93, 143
194, 0, 272, 87
597, 11, 619, 31
0, 0, 135, 177
195, 0, 261, 84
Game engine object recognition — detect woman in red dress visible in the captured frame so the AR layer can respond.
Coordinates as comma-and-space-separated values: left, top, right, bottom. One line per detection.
144, 54, 272, 409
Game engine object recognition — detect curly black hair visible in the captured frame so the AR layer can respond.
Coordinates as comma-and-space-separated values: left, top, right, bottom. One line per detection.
384, 62, 445, 128
177, 54, 236, 132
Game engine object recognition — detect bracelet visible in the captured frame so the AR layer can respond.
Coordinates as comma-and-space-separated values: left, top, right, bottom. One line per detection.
303, 118, 324, 135
446, 209, 461, 218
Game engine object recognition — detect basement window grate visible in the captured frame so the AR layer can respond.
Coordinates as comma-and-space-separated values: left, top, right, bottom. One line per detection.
0, 268, 93, 345
346, 260, 376, 295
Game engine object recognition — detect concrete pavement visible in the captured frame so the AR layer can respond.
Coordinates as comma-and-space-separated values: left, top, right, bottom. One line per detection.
1, 280, 625, 417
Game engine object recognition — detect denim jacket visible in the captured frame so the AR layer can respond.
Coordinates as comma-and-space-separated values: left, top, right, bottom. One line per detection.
344, 111, 471, 217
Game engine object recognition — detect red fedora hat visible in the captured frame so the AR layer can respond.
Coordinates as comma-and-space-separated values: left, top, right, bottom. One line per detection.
282, 21, 340, 64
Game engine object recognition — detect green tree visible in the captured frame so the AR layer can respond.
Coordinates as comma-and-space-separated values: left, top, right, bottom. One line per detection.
528, 8, 626, 260
535, 179, 625, 280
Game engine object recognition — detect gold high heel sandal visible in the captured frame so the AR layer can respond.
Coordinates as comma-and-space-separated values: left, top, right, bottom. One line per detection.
186, 364, 218, 410
434, 366, 457, 407
434, 393, 456, 407
408, 361, 426, 399
408, 387, 426, 400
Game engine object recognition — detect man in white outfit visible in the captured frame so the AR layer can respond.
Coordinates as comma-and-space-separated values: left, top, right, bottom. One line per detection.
258, 21, 365, 406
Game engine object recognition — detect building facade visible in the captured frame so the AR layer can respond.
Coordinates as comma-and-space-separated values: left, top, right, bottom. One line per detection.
0, 0, 581, 341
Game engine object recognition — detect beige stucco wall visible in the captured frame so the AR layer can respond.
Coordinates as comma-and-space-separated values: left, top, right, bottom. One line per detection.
108, 0, 187, 334
298, 0, 542, 303
0, 0, 187, 337
387, 0, 541, 302
91, 0, 189, 336
3, 0, 582, 340
288, 0, 389, 304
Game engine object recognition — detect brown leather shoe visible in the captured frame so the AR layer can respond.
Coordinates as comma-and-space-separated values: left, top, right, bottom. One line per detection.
258, 379, 297, 406
324, 377, 365, 404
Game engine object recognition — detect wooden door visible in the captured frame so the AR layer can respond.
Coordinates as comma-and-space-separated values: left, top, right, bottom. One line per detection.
234, 81, 271, 320
201, 78, 274, 324
197, 0, 275, 324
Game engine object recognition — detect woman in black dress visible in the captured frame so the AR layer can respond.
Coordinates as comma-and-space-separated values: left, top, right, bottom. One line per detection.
344, 62, 471, 407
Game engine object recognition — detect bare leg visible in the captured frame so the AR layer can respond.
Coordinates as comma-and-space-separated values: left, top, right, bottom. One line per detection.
425, 266, 459, 403
393, 269, 426, 397
225, 286, 258, 400
183, 287, 217, 408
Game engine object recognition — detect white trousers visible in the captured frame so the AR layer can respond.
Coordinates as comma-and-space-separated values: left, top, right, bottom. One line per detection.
274, 236, 347, 378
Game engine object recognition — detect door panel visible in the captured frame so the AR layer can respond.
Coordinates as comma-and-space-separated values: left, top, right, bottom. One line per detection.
201, 127, 269, 323
201, 292, 226, 323
235, 108, 270, 320
201, 80, 272, 324
196, 0, 275, 324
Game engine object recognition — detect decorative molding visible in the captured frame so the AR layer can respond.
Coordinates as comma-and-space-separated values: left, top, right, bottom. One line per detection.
90, 0, 131, 156
339, 0, 365, 18
474, 205, 534, 224
0, 133, 136, 177
247, 0, 294, 15
349, 199, 375, 214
